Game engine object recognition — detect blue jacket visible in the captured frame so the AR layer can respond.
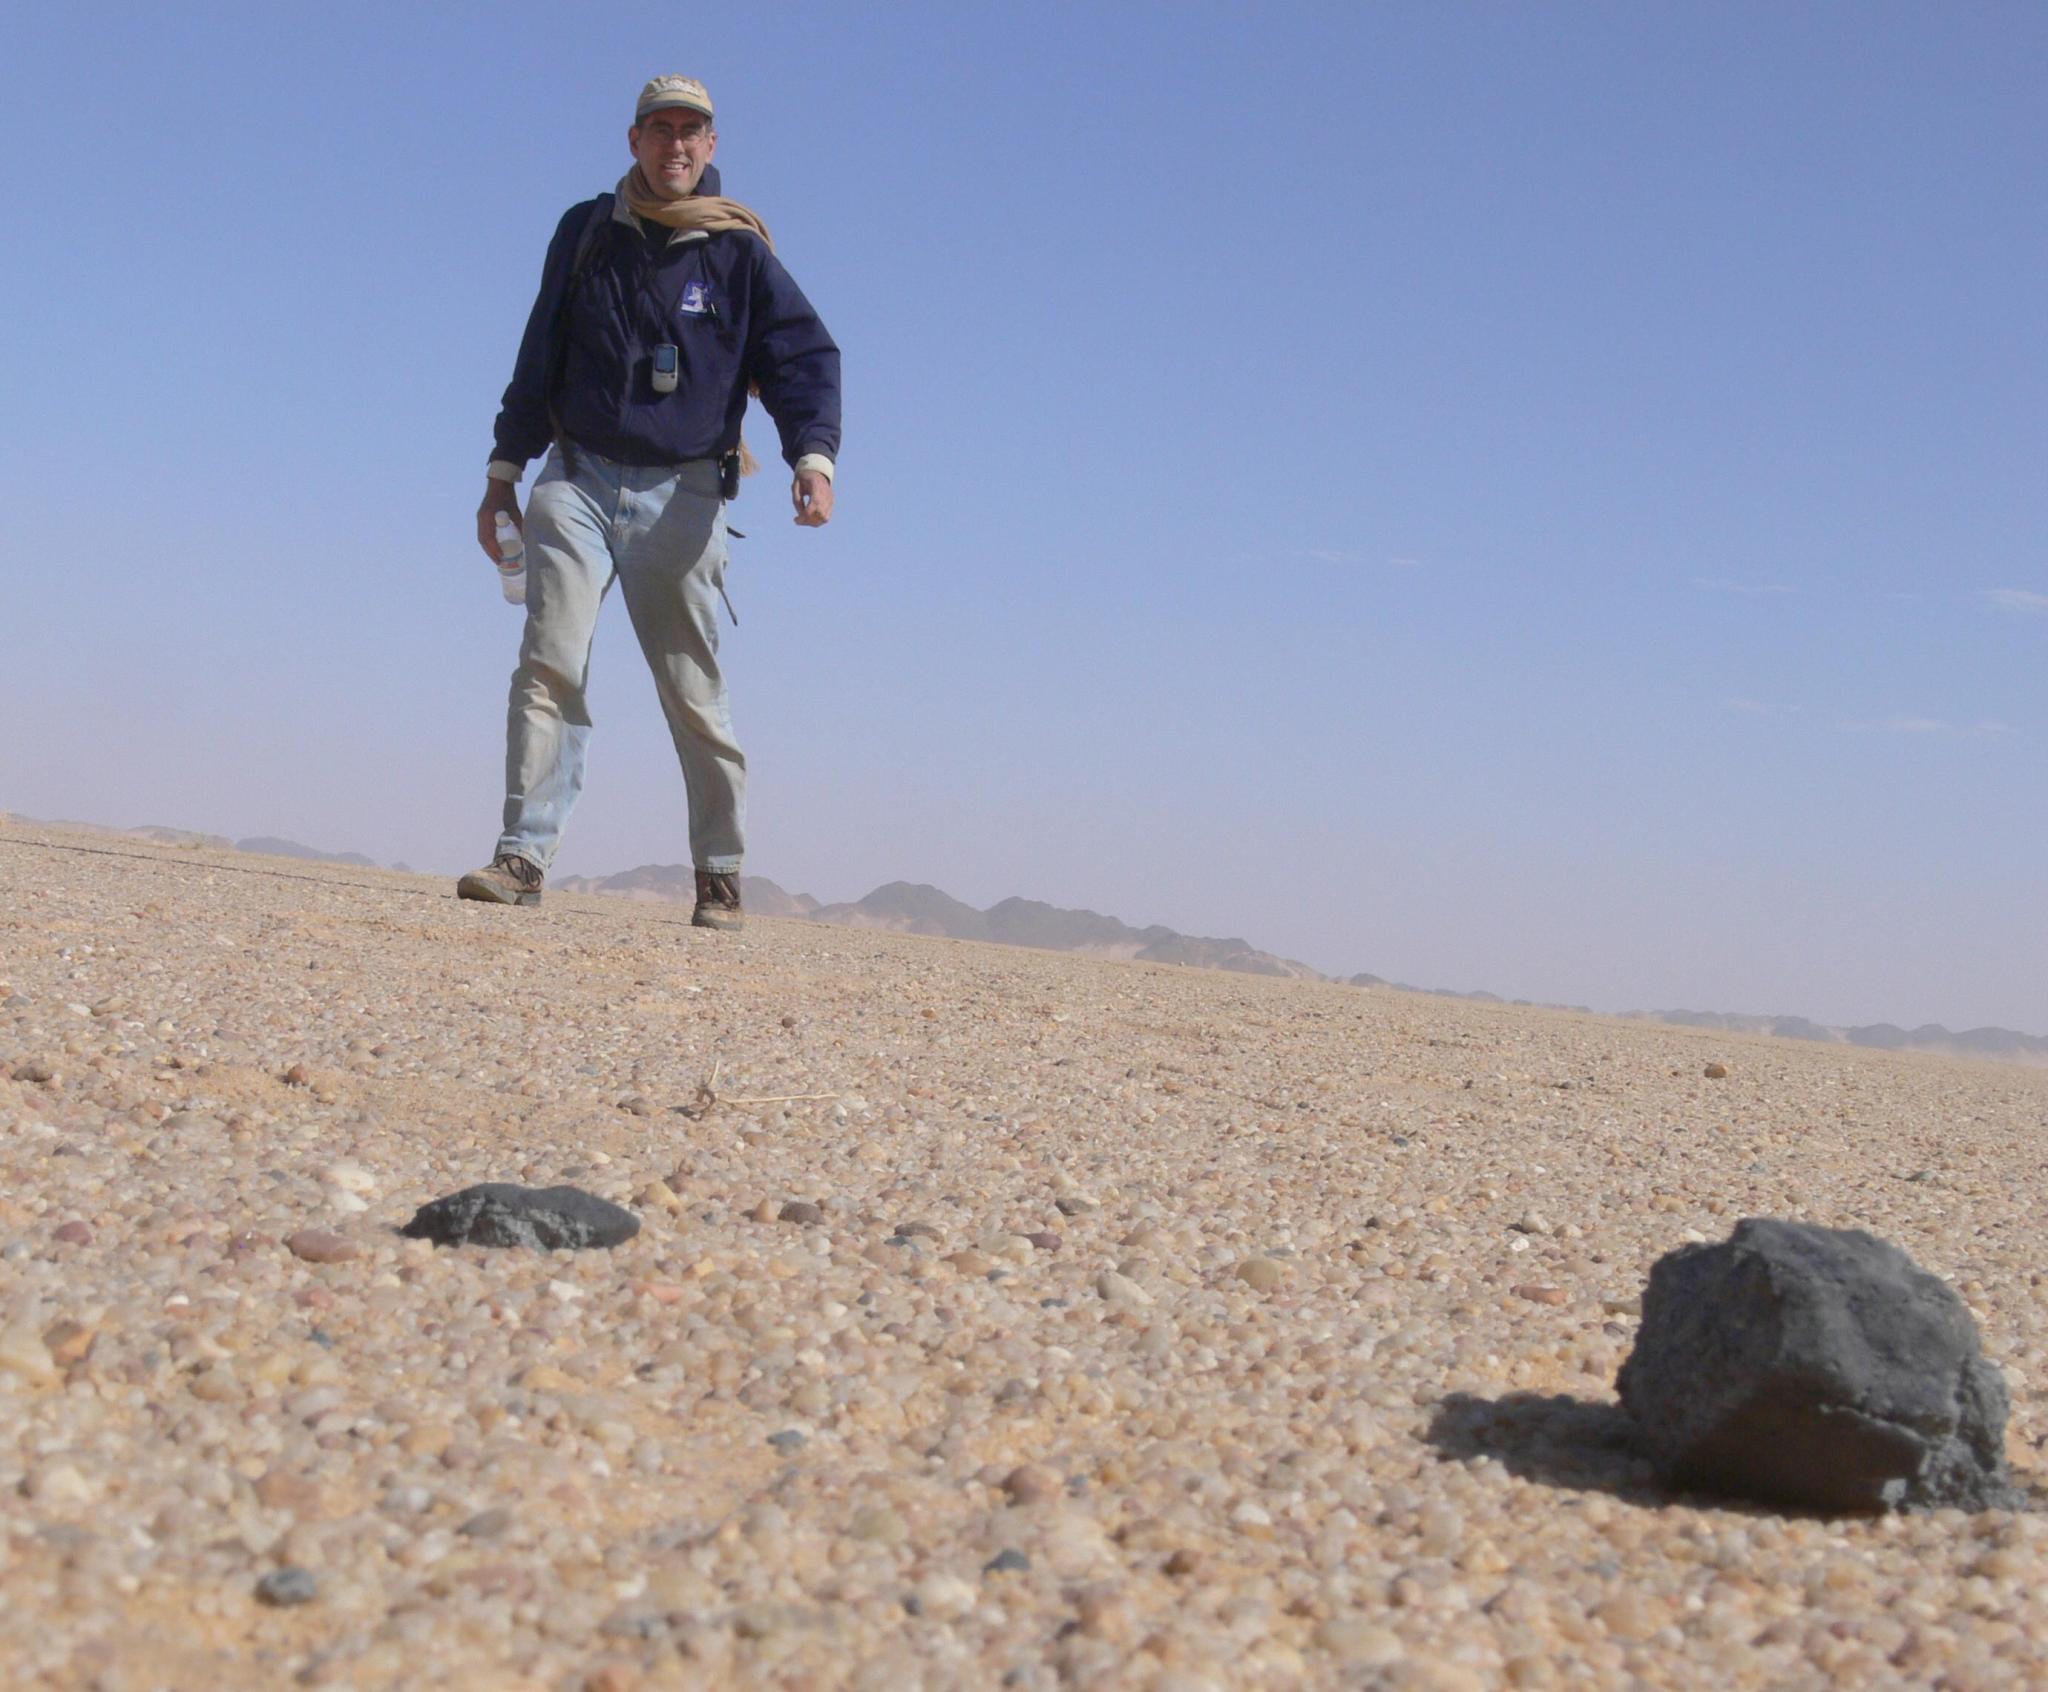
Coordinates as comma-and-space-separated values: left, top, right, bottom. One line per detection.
490, 167, 841, 472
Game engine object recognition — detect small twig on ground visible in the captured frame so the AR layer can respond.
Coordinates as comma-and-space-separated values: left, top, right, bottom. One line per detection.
685, 1057, 838, 1115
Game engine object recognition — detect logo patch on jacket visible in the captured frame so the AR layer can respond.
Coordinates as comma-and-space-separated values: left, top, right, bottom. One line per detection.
679, 281, 712, 317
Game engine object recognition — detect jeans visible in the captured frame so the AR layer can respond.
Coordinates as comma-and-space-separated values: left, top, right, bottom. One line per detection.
497, 446, 743, 874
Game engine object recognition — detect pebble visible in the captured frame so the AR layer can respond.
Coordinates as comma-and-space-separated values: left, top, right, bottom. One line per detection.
42, 1320, 95, 1366
1234, 1257, 1286, 1291
253, 1470, 322, 1514
25, 1462, 99, 1507
1312, 1618, 1405, 1666
1074, 1590, 1129, 1641
1001, 1463, 1063, 1506
779, 1200, 825, 1226
323, 1160, 377, 1194
847, 1505, 906, 1544
1095, 1270, 1153, 1306
189, 1365, 243, 1402
285, 1228, 359, 1263
1594, 1592, 1665, 1641
984, 1548, 1032, 1575
913, 1574, 978, 1621
255, 1567, 320, 1607
0, 1320, 57, 1384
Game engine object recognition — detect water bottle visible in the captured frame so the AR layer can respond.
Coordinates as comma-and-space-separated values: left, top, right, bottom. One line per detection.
493, 512, 526, 605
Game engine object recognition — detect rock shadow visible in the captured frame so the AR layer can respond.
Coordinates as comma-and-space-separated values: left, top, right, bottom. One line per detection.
1428, 1391, 2048, 1518
1425, 1391, 1664, 1504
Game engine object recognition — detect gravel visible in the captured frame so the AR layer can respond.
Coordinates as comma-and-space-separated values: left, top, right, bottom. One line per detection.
3, 817, 2046, 1689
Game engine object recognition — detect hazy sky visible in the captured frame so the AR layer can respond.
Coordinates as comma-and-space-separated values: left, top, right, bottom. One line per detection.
3, 3, 2043, 1032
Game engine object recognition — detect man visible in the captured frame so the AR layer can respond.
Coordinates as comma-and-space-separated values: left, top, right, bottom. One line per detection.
460, 74, 841, 931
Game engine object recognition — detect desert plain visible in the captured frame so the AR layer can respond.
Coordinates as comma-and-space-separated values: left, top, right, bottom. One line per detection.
3, 816, 2047, 1691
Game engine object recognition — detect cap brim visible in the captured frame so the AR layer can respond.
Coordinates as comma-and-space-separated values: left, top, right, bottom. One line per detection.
637, 99, 713, 121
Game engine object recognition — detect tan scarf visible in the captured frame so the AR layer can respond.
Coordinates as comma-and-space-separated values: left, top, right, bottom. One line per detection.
619, 166, 774, 249
618, 167, 772, 478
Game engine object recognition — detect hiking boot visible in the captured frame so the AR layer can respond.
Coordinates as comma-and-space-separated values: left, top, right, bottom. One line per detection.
456, 853, 544, 906
692, 869, 743, 931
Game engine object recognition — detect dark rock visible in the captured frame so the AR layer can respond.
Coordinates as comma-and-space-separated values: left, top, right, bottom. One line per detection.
983, 1548, 1031, 1575
255, 1566, 319, 1606
778, 1200, 825, 1226
400, 1184, 639, 1250
1616, 1218, 2014, 1512
767, 1428, 808, 1453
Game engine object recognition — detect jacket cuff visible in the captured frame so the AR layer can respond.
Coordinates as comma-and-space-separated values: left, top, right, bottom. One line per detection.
794, 452, 834, 482
486, 459, 524, 484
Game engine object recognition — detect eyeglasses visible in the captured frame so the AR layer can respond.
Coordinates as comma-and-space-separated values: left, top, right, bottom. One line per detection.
639, 120, 712, 148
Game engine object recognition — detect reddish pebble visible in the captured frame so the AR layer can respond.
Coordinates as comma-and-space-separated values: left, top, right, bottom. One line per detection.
1001, 1462, 1064, 1505
53, 1221, 93, 1245
295, 1287, 335, 1309
1026, 1231, 1062, 1251
286, 1229, 359, 1264
1513, 1283, 1569, 1306
283, 1063, 312, 1087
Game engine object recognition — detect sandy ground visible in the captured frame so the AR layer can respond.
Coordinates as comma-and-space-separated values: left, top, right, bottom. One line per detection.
3, 816, 2047, 1691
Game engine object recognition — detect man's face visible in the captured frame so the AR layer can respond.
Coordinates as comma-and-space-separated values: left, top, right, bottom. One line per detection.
630, 108, 717, 198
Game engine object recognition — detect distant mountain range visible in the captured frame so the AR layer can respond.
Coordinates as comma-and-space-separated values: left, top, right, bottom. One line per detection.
1617, 1008, 2048, 1064
5, 813, 2039, 1063
20, 820, 406, 874
552, 866, 1323, 979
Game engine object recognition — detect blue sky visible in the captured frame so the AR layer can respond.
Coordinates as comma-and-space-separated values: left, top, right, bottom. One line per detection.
3, 3, 2043, 1031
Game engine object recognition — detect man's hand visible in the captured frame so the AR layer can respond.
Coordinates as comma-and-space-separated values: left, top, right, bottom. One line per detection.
478, 479, 522, 560
792, 469, 833, 527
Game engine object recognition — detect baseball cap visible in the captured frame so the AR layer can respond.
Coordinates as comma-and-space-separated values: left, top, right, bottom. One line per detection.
636, 76, 714, 123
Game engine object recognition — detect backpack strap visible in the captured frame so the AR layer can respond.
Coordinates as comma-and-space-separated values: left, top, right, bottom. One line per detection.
548, 193, 616, 470
567, 192, 614, 292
